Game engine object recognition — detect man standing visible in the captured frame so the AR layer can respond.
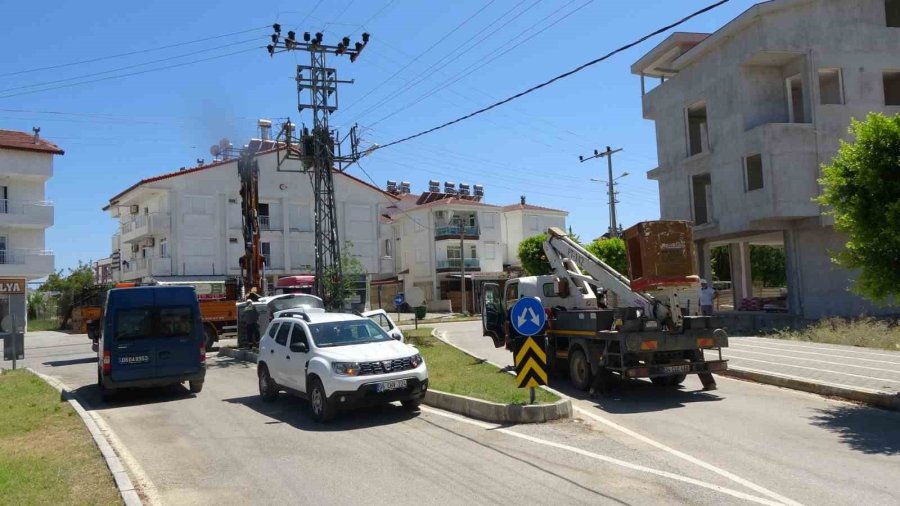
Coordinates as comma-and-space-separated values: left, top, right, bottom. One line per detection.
699, 279, 718, 316
243, 303, 260, 346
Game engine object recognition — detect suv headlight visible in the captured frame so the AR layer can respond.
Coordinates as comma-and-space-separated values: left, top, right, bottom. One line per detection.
409, 353, 423, 368
332, 362, 360, 376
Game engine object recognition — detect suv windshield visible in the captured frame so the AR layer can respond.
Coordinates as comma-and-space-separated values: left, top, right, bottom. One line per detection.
308, 320, 392, 348
269, 295, 325, 312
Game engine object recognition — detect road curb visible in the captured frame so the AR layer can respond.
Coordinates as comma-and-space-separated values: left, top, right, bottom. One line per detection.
426, 327, 572, 422
720, 367, 900, 411
218, 347, 259, 362
26, 368, 144, 506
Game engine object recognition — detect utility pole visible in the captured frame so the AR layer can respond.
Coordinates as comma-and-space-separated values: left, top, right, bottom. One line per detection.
266, 26, 369, 306
580, 146, 626, 238
460, 220, 466, 315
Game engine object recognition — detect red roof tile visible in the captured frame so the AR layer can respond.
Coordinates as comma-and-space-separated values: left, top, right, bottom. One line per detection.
0, 129, 64, 155
501, 203, 567, 213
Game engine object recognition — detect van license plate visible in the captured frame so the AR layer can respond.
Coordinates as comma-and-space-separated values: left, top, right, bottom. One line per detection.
662, 365, 690, 374
376, 379, 407, 392
119, 355, 150, 365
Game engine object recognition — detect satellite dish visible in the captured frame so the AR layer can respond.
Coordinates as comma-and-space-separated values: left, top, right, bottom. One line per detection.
210, 144, 221, 157
218, 138, 231, 151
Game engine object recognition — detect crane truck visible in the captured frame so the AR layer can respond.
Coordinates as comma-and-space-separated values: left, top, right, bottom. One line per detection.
482, 221, 728, 392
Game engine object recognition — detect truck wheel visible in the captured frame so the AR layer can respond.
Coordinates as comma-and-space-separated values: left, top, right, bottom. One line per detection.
258, 365, 278, 402
204, 326, 217, 352
309, 378, 335, 423
569, 348, 593, 391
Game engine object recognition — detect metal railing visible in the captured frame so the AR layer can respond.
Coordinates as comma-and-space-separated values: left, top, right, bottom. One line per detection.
0, 248, 54, 265
0, 199, 54, 215
434, 225, 479, 236
437, 258, 480, 269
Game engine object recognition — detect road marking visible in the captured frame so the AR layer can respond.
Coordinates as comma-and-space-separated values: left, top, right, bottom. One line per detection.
422, 407, 793, 506
571, 407, 803, 506
736, 338, 900, 359
722, 349, 900, 374
716, 366, 889, 395
720, 356, 900, 384
729, 343, 900, 365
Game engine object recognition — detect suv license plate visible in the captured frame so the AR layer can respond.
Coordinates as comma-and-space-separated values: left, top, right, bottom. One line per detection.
376, 379, 407, 392
662, 365, 690, 374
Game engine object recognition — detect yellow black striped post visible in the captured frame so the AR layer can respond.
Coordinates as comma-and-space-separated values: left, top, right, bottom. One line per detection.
515, 336, 548, 389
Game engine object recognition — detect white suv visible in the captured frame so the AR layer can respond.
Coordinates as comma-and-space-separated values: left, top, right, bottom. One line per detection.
257, 312, 428, 422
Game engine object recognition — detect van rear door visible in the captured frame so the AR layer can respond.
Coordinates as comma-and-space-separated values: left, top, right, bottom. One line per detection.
154, 304, 202, 378
110, 303, 157, 383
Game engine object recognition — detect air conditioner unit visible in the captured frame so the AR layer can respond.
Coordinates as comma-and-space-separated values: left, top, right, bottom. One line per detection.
130, 205, 139, 215
131, 244, 140, 253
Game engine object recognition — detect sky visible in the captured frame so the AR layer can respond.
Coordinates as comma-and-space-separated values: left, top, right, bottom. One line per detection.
0, 0, 755, 274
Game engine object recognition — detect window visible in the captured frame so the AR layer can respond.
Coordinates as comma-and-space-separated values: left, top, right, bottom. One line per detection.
692, 174, 712, 225
542, 283, 556, 298
289, 324, 309, 351
157, 307, 195, 337
369, 313, 393, 332
0, 236, 6, 265
467, 214, 476, 227
818, 69, 843, 105
786, 75, 806, 123
884, 71, 900, 105
259, 203, 270, 229
274, 322, 291, 346
261, 242, 271, 265
887, 0, 900, 27
307, 320, 392, 347
745, 154, 764, 191
383, 238, 392, 258
159, 238, 168, 258
0, 186, 7, 214
505, 282, 518, 303
114, 306, 195, 341
685, 102, 709, 156
267, 322, 282, 339
447, 245, 461, 259
469, 245, 477, 258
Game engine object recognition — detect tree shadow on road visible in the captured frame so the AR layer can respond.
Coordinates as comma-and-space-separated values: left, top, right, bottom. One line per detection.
810, 404, 900, 455
553, 377, 723, 414
223, 393, 420, 432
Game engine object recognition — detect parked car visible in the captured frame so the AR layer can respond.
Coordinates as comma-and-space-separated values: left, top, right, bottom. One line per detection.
362, 309, 405, 342
257, 311, 428, 422
96, 286, 206, 401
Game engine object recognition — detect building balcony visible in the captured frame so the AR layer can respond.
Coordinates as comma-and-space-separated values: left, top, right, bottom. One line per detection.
0, 200, 53, 229
121, 213, 170, 243
119, 256, 172, 280
741, 123, 820, 224
434, 225, 479, 241
436, 258, 481, 273
0, 249, 54, 279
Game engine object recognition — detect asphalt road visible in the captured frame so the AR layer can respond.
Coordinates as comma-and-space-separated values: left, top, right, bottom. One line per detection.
435, 321, 900, 506
13, 329, 900, 505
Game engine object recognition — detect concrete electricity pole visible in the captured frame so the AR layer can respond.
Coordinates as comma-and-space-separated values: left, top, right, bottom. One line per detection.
460, 224, 466, 315
579, 146, 627, 238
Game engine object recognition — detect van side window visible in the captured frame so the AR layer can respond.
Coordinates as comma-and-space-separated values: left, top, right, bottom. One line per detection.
274, 323, 291, 346
505, 283, 518, 303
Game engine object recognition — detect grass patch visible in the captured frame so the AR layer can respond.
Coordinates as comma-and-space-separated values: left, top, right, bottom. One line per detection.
0, 370, 121, 505
26, 319, 60, 332
407, 327, 558, 405
770, 317, 900, 351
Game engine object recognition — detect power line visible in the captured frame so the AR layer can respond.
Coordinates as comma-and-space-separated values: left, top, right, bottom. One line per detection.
370, 0, 731, 152
0, 46, 263, 100
0, 38, 260, 94
0, 25, 270, 77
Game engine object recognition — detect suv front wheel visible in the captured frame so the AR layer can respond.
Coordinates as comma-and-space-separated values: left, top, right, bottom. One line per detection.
308, 378, 335, 423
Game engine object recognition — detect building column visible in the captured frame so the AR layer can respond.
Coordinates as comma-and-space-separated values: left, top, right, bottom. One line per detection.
729, 242, 752, 304
782, 229, 803, 316
696, 240, 712, 282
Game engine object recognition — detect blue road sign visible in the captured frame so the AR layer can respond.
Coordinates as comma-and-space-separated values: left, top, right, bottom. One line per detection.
510, 297, 546, 336
394, 294, 405, 306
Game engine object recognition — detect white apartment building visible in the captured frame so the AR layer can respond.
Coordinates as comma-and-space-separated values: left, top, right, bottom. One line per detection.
631, 0, 900, 321
105, 146, 398, 292
0, 128, 60, 329
379, 184, 566, 312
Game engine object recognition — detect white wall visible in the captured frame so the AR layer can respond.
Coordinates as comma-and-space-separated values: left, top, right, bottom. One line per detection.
0, 148, 55, 281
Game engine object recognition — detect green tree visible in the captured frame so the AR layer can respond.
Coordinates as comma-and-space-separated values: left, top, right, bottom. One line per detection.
26, 291, 49, 319
323, 243, 368, 310
585, 237, 627, 275
750, 245, 786, 287
567, 226, 582, 245
710, 245, 731, 282
517, 234, 551, 275
38, 261, 97, 325
817, 113, 900, 303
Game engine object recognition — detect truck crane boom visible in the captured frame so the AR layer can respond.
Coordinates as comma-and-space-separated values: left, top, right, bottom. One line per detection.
238, 154, 265, 295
